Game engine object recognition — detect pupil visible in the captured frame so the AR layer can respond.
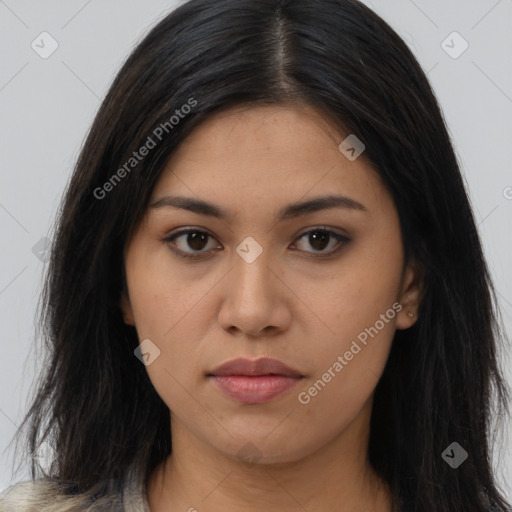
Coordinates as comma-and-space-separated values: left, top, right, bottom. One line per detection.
310, 231, 329, 251
188, 232, 207, 250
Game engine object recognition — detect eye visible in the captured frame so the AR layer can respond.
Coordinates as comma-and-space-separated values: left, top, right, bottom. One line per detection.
291, 228, 350, 257
163, 229, 220, 259
162, 227, 350, 260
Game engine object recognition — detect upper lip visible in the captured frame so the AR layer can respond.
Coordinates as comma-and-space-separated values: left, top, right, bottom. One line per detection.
208, 357, 303, 377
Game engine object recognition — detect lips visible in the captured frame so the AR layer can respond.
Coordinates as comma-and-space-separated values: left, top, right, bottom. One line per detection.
207, 357, 304, 404
208, 357, 303, 378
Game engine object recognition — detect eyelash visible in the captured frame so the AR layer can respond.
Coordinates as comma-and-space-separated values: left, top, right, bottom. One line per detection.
161, 227, 351, 260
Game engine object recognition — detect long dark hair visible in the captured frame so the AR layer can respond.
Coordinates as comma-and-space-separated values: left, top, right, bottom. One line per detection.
10, 0, 510, 510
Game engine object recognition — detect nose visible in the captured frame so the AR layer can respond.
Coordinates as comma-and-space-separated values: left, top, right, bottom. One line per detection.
217, 249, 292, 337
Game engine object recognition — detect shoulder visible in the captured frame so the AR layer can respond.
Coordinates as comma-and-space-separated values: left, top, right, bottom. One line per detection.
0, 478, 124, 511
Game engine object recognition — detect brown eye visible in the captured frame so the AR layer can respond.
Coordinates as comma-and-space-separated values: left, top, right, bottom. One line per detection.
164, 229, 220, 259
308, 231, 330, 251
184, 232, 209, 250
293, 229, 350, 256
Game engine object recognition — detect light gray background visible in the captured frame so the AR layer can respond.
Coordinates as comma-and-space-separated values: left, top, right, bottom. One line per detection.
1, 0, 511, 502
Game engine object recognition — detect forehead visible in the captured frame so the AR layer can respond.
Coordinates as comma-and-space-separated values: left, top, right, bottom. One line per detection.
150, 104, 392, 220
170, 103, 345, 163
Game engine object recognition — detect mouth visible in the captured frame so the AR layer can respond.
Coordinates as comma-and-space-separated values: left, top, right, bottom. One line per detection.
207, 357, 304, 404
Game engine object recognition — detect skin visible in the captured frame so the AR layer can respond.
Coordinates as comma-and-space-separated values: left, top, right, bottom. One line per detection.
120, 104, 423, 512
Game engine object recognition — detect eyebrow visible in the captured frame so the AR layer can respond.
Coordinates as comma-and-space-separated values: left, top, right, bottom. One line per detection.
149, 194, 368, 222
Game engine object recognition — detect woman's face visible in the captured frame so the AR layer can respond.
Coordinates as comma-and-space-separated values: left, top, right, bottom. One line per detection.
121, 104, 421, 464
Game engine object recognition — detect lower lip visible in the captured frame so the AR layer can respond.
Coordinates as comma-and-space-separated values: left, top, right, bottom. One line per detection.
210, 375, 302, 404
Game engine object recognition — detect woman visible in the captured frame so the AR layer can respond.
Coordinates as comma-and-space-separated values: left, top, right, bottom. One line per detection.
1, 0, 510, 510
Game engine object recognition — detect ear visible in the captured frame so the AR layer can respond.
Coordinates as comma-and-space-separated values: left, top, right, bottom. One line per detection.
395, 259, 425, 330
120, 290, 135, 326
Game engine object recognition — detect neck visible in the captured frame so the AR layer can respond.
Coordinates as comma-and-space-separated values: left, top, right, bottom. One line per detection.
147, 399, 393, 512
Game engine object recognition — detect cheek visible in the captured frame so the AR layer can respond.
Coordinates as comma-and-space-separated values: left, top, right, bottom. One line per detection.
292, 316, 395, 443
297, 312, 396, 402
124, 252, 228, 377
292, 232, 403, 412
128, 274, 205, 370
293, 227, 403, 338
126, 245, 209, 338
134, 294, 206, 423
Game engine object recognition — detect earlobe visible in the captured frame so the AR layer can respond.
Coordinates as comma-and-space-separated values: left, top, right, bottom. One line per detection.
396, 260, 425, 330
120, 291, 135, 326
